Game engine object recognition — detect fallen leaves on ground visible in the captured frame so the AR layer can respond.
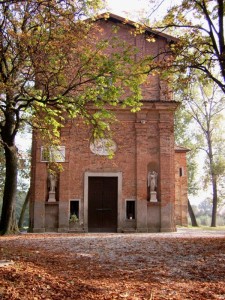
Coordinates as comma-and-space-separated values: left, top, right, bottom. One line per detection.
0, 229, 225, 299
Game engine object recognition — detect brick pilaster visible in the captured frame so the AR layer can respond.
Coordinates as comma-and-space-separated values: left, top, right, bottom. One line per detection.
158, 114, 176, 232
135, 122, 148, 232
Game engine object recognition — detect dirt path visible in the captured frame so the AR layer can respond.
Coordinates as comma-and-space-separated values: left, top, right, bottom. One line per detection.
0, 228, 225, 299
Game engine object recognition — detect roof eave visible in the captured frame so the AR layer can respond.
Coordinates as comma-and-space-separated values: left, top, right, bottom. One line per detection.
96, 12, 178, 43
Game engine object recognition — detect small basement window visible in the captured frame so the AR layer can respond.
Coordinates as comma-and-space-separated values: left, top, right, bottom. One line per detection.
70, 200, 79, 219
126, 200, 135, 220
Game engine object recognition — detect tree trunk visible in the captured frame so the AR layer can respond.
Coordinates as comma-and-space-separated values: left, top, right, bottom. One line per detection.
188, 199, 198, 227
211, 174, 218, 227
18, 188, 30, 229
0, 144, 18, 234
207, 135, 218, 227
217, 0, 225, 84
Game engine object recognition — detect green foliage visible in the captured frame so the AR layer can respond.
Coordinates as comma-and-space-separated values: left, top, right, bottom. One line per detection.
174, 105, 200, 196
197, 215, 211, 226
190, 197, 225, 227
16, 190, 29, 228
174, 71, 225, 226
148, 0, 225, 94
0, 189, 29, 228
28, 22, 148, 145
0, 0, 148, 148
69, 213, 79, 223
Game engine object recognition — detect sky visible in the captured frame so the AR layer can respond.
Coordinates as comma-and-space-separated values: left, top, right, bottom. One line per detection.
105, 0, 177, 22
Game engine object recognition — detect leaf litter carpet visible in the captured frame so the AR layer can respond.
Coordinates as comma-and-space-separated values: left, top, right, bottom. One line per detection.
0, 228, 225, 299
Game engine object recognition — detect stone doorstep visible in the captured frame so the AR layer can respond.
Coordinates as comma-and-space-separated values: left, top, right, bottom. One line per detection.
122, 229, 136, 233
0, 260, 14, 268
68, 229, 86, 233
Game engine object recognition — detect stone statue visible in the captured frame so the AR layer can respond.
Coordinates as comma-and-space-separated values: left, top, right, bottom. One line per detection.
148, 171, 157, 192
48, 173, 57, 193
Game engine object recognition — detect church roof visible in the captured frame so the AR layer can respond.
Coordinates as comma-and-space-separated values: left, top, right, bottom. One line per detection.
96, 12, 178, 43
175, 145, 191, 153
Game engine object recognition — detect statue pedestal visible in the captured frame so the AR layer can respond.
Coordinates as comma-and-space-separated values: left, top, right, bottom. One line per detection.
48, 191, 56, 202
150, 191, 157, 202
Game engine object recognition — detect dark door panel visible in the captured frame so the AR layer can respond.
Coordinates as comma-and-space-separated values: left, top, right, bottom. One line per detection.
88, 177, 118, 232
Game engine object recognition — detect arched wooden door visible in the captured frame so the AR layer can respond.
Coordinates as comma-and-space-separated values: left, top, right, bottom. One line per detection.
88, 177, 118, 232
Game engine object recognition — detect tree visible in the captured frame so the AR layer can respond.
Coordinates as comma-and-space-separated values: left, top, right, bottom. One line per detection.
146, 0, 225, 94
0, 134, 30, 228
144, 0, 225, 226
0, 1, 149, 234
176, 76, 225, 227
17, 143, 31, 229
174, 98, 200, 226
18, 188, 30, 229
188, 199, 198, 227
175, 102, 200, 194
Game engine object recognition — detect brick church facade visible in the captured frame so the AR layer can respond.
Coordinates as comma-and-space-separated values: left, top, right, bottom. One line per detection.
29, 14, 188, 233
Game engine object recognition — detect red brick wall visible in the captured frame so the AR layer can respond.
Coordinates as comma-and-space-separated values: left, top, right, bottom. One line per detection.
30, 16, 180, 233
175, 151, 188, 226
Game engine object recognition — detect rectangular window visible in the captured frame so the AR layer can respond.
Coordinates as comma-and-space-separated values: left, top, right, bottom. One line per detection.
179, 167, 184, 177
126, 200, 135, 220
41, 146, 65, 162
70, 200, 79, 219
